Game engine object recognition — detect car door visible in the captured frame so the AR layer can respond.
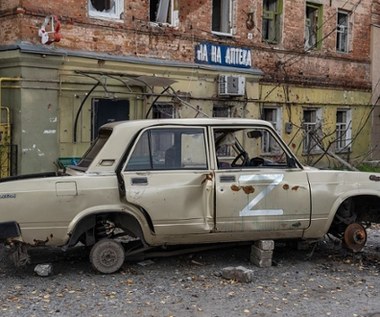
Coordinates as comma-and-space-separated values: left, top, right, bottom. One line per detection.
121, 126, 214, 235
212, 125, 311, 232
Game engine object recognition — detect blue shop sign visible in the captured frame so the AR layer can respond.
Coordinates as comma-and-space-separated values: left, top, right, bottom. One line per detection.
195, 43, 252, 68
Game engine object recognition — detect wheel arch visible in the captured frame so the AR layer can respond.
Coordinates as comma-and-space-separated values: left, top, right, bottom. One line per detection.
65, 206, 154, 248
326, 193, 380, 235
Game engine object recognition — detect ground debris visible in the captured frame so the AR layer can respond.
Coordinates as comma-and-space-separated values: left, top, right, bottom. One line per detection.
221, 266, 254, 283
34, 264, 53, 277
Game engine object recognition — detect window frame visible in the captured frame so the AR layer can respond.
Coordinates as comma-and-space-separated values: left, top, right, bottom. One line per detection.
262, 107, 282, 154
262, 0, 283, 44
335, 109, 352, 153
88, 0, 124, 20
125, 127, 209, 171
336, 10, 349, 53
152, 103, 176, 119
212, 0, 234, 37
305, 2, 323, 50
302, 108, 323, 154
150, 0, 179, 27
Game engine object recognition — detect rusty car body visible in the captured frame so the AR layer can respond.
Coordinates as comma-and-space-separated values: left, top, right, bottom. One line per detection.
0, 118, 379, 273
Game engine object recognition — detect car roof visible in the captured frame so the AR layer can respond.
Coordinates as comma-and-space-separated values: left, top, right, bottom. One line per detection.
102, 118, 273, 131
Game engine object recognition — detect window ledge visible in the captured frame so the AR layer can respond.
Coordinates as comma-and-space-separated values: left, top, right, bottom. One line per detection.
89, 14, 124, 22
212, 31, 233, 38
149, 22, 178, 29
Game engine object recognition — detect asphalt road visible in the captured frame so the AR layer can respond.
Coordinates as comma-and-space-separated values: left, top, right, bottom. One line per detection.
0, 226, 379, 317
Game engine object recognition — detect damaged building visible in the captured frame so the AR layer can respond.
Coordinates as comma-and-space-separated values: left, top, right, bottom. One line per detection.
0, 0, 378, 175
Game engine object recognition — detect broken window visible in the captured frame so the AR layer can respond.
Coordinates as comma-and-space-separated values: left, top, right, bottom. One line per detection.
262, 0, 282, 43
305, 3, 322, 50
302, 108, 322, 153
336, 109, 351, 152
262, 107, 282, 154
213, 127, 289, 169
152, 103, 176, 118
212, 0, 234, 35
150, 0, 179, 26
89, 0, 124, 20
336, 10, 349, 53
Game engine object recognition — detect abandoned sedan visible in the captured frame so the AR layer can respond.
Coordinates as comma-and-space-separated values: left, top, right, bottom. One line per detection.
1, 118, 380, 273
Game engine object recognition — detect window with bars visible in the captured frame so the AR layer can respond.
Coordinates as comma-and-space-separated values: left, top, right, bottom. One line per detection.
336, 10, 349, 53
305, 3, 323, 50
303, 108, 322, 153
262, 107, 282, 154
262, 0, 282, 43
150, 0, 179, 26
152, 104, 176, 119
212, 0, 234, 36
336, 109, 351, 152
89, 0, 124, 20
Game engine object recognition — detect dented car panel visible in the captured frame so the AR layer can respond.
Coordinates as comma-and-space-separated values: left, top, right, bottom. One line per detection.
0, 118, 379, 263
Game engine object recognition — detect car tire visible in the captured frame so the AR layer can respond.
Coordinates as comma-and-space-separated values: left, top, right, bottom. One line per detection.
89, 239, 125, 274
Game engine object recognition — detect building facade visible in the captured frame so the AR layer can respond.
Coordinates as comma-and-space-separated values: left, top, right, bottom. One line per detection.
0, 0, 376, 175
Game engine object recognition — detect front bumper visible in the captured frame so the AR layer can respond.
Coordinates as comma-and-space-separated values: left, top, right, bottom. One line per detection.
0, 221, 21, 241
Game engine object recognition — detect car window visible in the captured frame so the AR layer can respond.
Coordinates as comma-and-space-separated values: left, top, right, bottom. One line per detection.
75, 128, 112, 169
213, 127, 291, 169
125, 127, 208, 171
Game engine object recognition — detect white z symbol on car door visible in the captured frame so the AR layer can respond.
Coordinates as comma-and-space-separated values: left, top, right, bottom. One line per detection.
239, 174, 284, 217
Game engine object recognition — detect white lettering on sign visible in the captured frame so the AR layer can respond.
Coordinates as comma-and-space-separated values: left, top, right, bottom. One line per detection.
211, 45, 222, 64
196, 43, 252, 68
225, 48, 252, 67
196, 44, 208, 63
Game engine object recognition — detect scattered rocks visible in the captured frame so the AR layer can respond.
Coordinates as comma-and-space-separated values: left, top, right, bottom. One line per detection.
34, 263, 53, 277
221, 266, 254, 283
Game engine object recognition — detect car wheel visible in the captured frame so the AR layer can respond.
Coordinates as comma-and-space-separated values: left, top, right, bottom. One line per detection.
343, 223, 367, 252
89, 239, 125, 274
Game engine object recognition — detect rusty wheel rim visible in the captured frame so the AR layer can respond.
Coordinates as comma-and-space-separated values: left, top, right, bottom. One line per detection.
343, 223, 367, 252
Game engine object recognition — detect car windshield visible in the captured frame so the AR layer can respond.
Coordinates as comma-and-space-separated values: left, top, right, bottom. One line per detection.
73, 128, 113, 171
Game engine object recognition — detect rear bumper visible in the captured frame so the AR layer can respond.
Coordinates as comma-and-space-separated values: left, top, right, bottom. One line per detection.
0, 221, 21, 241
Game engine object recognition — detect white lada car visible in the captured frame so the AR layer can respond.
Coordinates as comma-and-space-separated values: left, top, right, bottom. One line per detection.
0, 118, 379, 273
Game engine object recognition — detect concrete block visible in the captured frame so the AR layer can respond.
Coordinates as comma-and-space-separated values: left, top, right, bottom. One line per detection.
250, 255, 272, 268
254, 240, 275, 251
251, 245, 273, 259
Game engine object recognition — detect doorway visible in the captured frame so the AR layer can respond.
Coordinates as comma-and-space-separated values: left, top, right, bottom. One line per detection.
91, 98, 129, 140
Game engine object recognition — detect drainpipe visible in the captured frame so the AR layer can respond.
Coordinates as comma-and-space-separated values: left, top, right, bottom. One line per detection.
0, 78, 20, 138
0, 77, 21, 108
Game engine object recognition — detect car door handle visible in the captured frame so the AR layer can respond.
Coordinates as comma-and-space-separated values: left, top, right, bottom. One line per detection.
131, 177, 148, 185
220, 175, 236, 183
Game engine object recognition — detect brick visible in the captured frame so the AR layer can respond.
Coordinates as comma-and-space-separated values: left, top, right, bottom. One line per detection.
250, 256, 272, 268
251, 245, 273, 259
254, 240, 275, 251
